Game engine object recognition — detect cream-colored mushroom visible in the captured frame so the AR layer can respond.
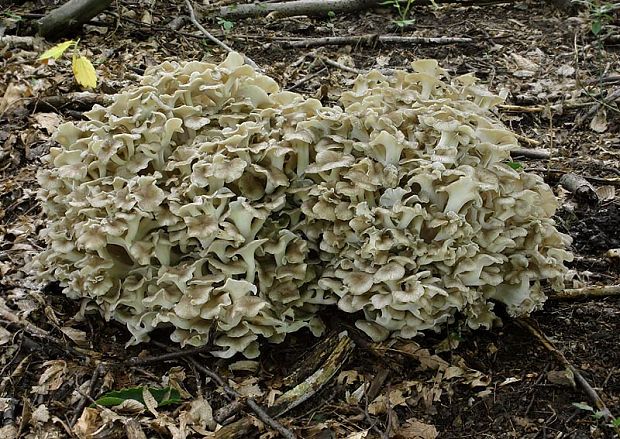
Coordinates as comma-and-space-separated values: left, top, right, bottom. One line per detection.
34, 52, 573, 359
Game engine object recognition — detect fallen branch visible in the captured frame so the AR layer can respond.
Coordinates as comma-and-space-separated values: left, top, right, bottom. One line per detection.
559, 172, 599, 204
587, 75, 620, 85
513, 133, 542, 147
184, 0, 260, 71
28, 92, 113, 112
499, 100, 602, 114
548, 285, 620, 301
499, 104, 546, 113
283, 330, 353, 387
526, 167, 620, 187
0, 36, 42, 50
220, 0, 378, 19
38, 0, 113, 39
268, 331, 355, 417
517, 318, 617, 427
510, 147, 550, 160
219, 0, 514, 19
286, 34, 473, 48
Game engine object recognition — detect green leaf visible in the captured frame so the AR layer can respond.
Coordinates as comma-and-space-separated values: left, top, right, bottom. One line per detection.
572, 402, 594, 412
38, 40, 76, 61
327, 10, 336, 19
92, 386, 182, 408
506, 161, 523, 170
592, 411, 605, 420
217, 17, 234, 31
611, 418, 620, 427
591, 19, 602, 35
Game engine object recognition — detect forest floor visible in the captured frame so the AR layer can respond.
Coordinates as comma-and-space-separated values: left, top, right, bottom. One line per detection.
1, 0, 619, 438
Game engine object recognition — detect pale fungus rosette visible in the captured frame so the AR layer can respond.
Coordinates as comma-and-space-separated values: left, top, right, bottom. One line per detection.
34, 53, 572, 357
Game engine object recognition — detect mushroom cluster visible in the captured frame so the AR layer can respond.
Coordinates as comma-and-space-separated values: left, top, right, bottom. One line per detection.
34, 53, 572, 357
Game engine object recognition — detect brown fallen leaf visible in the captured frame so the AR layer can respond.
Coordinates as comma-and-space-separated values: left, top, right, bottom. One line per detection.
125, 419, 147, 439
33, 113, 62, 135
0, 82, 29, 114
590, 108, 608, 133
30, 404, 50, 424
31, 360, 68, 395
0, 326, 12, 345
142, 387, 159, 417
395, 419, 438, 439
344, 429, 369, 439
595, 185, 615, 202
73, 407, 100, 439
547, 368, 576, 387
0, 425, 18, 439
183, 397, 216, 433
60, 327, 89, 347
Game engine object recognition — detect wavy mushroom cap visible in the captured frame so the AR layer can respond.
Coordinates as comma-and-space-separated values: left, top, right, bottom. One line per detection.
35, 52, 572, 357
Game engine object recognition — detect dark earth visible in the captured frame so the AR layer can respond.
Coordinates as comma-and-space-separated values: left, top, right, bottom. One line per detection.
1, 0, 619, 438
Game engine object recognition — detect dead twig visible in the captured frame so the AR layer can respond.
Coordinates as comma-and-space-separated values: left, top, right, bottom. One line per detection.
124, 345, 215, 366
366, 368, 390, 402
184, 0, 260, 70
214, 400, 244, 424
144, 340, 290, 435
576, 87, 620, 127
286, 34, 473, 48
517, 318, 617, 425
548, 285, 620, 301
287, 67, 328, 91
362, 386, 385, 437
187, 358, 297, 439
70, 362, 105, 426
0, 311, 93, 361
383, 383, 393, 439
499, 100, 604, 114
319, 57, 362, 75
499, 104, 546, 113
513, 133, 542, 147
587, 75, 620, 85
